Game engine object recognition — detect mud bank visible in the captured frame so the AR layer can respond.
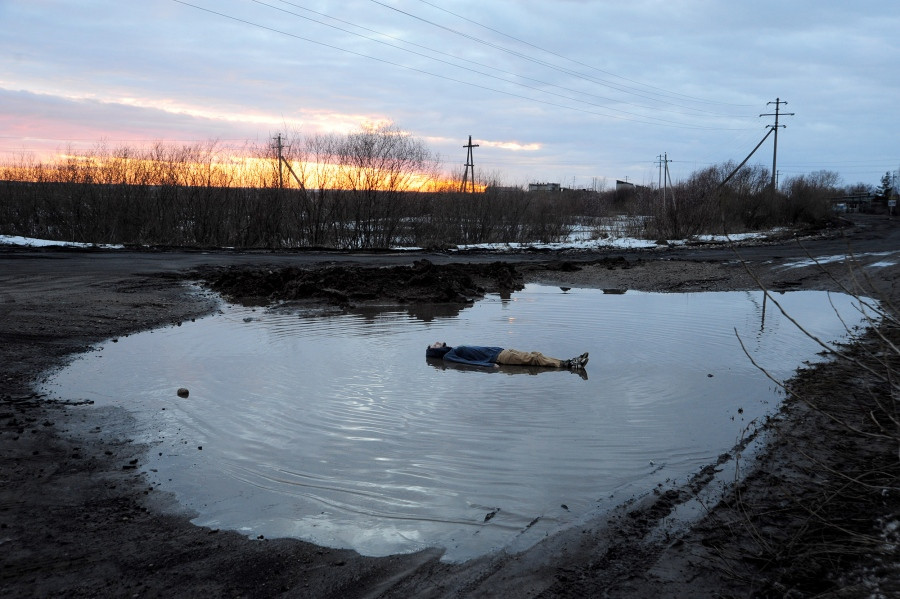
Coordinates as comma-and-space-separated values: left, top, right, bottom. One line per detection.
2, 214, 900, 597
196, 258, 527, 306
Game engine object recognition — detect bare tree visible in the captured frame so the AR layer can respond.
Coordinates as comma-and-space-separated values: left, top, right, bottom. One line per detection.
332, 123, 438, 248
782, 170, 841, 225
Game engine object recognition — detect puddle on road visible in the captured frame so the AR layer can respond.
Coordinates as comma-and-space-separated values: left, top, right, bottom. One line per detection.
42, 285, 872, 561
779, 250, 900, 270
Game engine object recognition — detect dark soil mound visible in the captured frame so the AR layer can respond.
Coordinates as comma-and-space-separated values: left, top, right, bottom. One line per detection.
195, 259, 524, 306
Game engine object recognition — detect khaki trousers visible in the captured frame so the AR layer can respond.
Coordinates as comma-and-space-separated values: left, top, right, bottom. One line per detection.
496, 349, 563, 368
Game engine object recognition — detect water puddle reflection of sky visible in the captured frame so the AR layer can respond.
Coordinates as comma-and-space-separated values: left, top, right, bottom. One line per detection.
43, 285, 872, 561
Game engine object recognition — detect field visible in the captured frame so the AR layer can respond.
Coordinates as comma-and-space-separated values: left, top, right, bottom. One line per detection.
2, 213, 899, 597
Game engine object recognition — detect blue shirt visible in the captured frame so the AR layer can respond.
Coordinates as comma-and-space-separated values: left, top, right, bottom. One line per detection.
443, 346, 503, 368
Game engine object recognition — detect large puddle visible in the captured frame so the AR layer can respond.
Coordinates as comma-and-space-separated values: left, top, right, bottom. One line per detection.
42, 285, 872, 561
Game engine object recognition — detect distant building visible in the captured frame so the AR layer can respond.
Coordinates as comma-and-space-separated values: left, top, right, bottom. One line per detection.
831, 193, 874, 213
615, 180, 635, 194
528, 182, 560, 192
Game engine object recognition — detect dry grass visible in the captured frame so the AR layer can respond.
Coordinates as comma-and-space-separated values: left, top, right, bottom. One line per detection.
715, 255, 900, 596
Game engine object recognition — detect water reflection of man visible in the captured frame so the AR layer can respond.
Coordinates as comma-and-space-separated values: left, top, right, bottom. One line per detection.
425, 342, 588, 370
427, 356, 589, 380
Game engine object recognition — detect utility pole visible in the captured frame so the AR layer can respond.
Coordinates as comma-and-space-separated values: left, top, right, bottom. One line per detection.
657, 154, 662, 194
657, 153, 672, 205
273, 133, 285, 189
760, 98, 794, 192
460, 135, 479, 194
271, 133, 307, 191
665, 154, 675, 209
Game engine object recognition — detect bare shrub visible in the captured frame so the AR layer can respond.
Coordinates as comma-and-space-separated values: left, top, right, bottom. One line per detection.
780, 170, 842, 226
716, 253, 900, 595
638, 162, 843, 242
0, 140, 851, 249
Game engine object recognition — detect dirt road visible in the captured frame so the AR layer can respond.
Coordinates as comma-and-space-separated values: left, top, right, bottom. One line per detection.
2, 213, 899, 597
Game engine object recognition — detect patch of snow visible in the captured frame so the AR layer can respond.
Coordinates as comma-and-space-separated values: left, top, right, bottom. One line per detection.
0, 235, 124, 249
780, 254, 850, 269
695, 230, 779, 243
1, 224, 788, 254
451, 229, 781, 252
780, 251, 898, 270
454, 237, 658, 252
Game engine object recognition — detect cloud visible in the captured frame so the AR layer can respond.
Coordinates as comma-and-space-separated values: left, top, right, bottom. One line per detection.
479, 140, 541, 152
1, 0, 898, 186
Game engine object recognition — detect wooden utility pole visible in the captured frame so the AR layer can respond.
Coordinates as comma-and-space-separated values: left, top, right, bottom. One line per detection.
665, 154, 674, 209
760, 98, 794, 192
657, 152, 672, 206
460, 135, 479, 194
273, 133, 285, 189
271, 133, 305, 191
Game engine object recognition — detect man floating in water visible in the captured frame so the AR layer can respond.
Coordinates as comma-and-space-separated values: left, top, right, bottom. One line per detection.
426, 342, 588, 370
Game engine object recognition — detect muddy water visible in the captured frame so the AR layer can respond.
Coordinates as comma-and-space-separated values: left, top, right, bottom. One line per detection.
43, 285, 871, 561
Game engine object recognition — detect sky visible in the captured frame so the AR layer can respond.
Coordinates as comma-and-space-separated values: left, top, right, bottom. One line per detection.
1, 0, 898, 190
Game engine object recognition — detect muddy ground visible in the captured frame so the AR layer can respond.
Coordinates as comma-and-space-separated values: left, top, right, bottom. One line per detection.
2, 213, 899, 597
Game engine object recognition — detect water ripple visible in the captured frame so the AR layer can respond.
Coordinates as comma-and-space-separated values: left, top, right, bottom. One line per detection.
41, 286, 872, 561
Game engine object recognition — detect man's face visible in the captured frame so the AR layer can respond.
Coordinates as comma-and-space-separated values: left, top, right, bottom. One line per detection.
429, 342, 447, 349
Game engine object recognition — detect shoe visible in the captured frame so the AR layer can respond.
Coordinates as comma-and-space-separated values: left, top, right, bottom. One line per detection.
567, 354, 589, 370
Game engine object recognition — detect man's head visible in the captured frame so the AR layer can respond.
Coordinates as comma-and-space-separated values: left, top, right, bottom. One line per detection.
426, 341, 452, 358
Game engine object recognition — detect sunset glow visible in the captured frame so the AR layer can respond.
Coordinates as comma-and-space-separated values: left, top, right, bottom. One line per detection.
3, 1, 895, 190
0, 149, 471, 193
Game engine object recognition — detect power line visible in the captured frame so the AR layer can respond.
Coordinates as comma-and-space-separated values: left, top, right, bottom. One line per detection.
370, 0, 752, 113
781, 160, 898, 167
411, 0, 754, 109
263, 0, 747, 122
0, 136, 253, 144
253, 1, 689, 124
171, 0, 747, 131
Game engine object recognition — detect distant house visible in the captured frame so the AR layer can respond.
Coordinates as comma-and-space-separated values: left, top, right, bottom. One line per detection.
528, 182, 560, 192
615, 180, 635, 194
830, 193, 874, 213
